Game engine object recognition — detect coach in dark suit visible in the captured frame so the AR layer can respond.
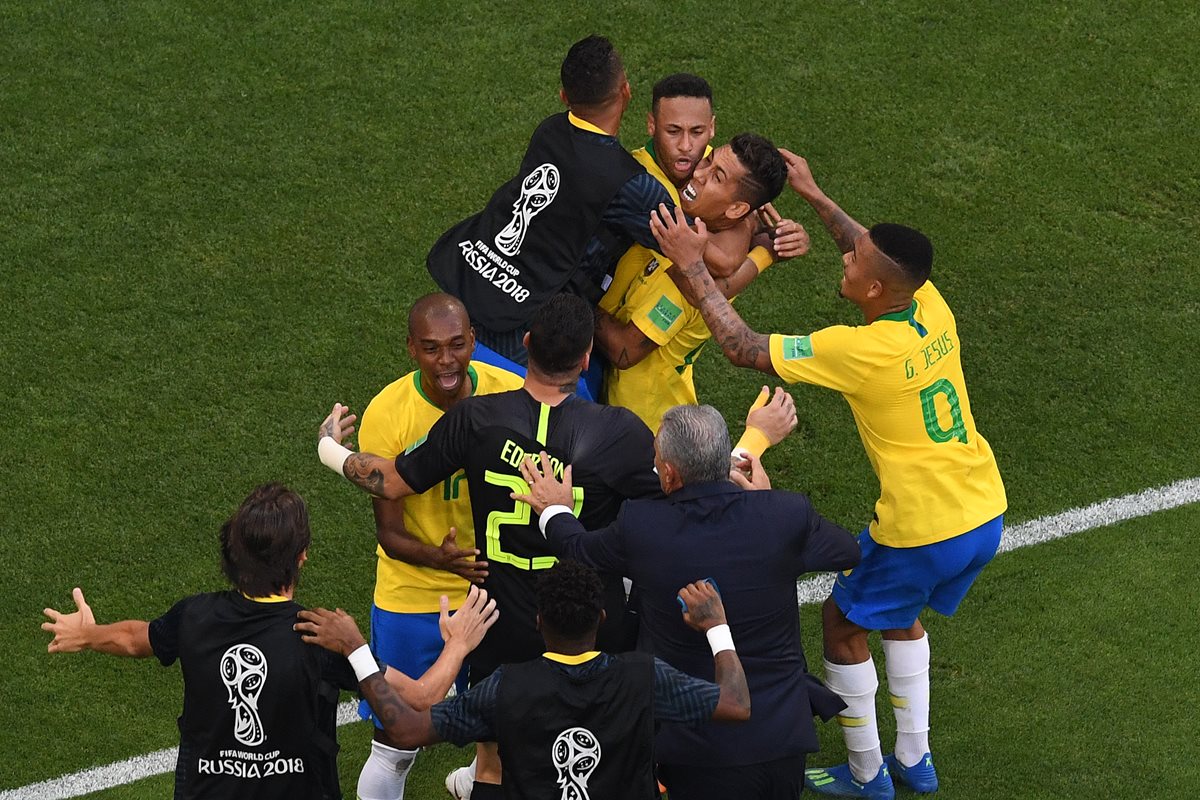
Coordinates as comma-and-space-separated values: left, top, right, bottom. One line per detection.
515, 404, 861, 800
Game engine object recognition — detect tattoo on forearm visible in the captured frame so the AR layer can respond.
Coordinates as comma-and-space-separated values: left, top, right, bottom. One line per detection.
814, 199, 865, 254
695, 286, 771, 371
361, 673, 411, 730
320, 418, 334, 438
345, 453, 386, 495
715, 651, 751, 712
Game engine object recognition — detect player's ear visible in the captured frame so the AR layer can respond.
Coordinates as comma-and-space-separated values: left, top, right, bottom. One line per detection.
867, 280, 885, 300
406, 336, 417, 360
559, 87, 569, 107
535, 613, 542, 633
298, 549, 308, 568
708, 114, 716, 139
725, 199, 751, 221
646, 111, 655, 137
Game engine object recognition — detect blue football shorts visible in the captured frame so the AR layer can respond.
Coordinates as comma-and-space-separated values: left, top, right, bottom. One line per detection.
832, 514, 1004, 631
357, 605, 467, 727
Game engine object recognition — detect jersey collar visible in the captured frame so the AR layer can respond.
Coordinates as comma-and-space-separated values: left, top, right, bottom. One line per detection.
874, 299, 927, 336
567, 112, 609, 136
241, 592, 291, 603
544, 650, 601, 665
413, 364, 479, 409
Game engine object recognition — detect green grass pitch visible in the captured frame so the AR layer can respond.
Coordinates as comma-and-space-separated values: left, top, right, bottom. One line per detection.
2, 2, 1198, 798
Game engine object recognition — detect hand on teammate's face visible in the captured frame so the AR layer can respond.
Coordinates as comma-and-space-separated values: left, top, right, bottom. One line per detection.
650, 203, 708, 277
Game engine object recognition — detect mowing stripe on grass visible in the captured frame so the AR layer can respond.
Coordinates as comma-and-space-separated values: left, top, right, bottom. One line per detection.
6, 476, 1199, 800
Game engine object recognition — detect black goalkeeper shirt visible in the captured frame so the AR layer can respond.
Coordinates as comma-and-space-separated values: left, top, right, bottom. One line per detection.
395, 389, 659, 680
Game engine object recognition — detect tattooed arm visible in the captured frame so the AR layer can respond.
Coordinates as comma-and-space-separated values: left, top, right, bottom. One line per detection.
678, 580, 751, 722
318, 404, 415, 499
594, 307, 661, 369
295, 607, 441, 747
778, 149, 865, 254
650, 206, 778, 376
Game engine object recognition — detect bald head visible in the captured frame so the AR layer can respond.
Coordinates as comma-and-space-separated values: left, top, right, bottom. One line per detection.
408, 293, 470, 338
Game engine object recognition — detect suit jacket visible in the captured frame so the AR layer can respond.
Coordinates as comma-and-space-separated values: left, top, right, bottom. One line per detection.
545, 480, 860, 767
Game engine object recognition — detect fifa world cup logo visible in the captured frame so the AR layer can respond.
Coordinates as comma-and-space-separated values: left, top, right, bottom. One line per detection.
551, 726, 601, 800
495, 163, 560, 256
220, 644, 268, 746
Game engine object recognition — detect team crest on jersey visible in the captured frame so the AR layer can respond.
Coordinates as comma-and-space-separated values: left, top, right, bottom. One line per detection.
552, 726, 601, 800
642, 257, 659, 277
495, 163, 560, 256
221, 643, 268, 746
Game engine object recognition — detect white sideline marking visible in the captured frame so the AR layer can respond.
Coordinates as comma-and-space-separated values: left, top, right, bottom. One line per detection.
6, 476, 1199, 800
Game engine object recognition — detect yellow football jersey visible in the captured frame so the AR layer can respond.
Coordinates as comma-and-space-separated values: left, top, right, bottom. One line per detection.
769, 282, 1007, 547
359, 361, 524, 612
600, 144, 713, 432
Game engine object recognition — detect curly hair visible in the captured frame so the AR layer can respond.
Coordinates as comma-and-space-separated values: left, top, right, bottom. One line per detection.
536, 560, 604, 639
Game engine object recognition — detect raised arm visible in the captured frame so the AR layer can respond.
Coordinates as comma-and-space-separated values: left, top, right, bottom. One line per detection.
778, 150, 866, 254
651, 206, 777, 376
317, 403, 415, 499
678, 581, 750, 722
42, 588, 153, 658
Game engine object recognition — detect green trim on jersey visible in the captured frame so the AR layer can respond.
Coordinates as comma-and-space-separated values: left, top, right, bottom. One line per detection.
536, 403, 551, 445
876, 300, 928, 337
413, 364, 481, 409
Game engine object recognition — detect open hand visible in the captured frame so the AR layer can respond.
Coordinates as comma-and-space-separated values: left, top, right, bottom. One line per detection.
434, 528, 488, 583
746, 387, 797, 446
42, 587, 95, 653
650, 203, 709, 278
512, 451, 574, 515
318, 403, 358, 445
439, 585, 499, 654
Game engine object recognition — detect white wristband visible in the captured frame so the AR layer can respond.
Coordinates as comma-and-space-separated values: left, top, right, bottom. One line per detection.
348, 644, 380, 682
318, 436, 352, 476
538, 504, 574, 535
706, 624, 735, 655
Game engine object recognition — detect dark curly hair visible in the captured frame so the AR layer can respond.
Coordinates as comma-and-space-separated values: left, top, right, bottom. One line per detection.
536, 560, 604, 639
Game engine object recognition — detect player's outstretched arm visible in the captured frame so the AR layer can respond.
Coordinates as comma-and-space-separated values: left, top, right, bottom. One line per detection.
778, 150, 865, 255
679, 581, 750, 722
42, 588, 153, 658
651, 205, 777, 376
394, 587, 499, 711
295, 607, 440, 747
317, 403, 415, 500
